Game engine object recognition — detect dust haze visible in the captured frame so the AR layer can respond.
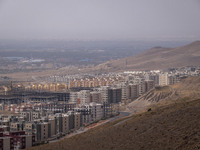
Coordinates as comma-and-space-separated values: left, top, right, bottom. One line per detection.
0, 0, 200, 40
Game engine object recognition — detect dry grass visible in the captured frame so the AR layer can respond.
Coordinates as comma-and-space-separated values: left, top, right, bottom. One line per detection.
2, 41, 200, 81
26, 77, 200, 150
27, 97, 200, 150
94, 41, 200, 72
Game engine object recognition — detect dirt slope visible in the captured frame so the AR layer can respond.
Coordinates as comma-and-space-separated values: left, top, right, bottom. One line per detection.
95, 41, 200, 72
125, 76, 200, 113
27, 98, 200, 150
27, 77, 200, 150
2, 41, 200, 81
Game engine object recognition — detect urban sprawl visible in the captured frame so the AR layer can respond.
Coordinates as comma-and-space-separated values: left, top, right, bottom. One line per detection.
0, 66, 200, 150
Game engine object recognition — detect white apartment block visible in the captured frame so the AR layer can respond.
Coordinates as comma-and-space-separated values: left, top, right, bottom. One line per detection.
159, 73, 169, 86
98, 86, 109, 103
159, 73, 180, 86
70, 92, 78, 104
77, 90, 90, 105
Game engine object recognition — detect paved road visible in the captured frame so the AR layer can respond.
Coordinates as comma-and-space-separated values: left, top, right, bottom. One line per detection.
108, 111, 131, 121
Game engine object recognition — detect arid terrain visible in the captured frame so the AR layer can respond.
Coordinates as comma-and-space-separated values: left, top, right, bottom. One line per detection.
95, 41, 200, 72
125, 76, 200, 113
27, 77, 200, 150
1, 41, 200, 81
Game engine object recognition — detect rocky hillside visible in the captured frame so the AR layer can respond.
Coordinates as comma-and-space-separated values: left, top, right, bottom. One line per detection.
3, 41, 200, 80
94, 41, 200, 72
27, 98, 200, 150
125, 76, 200, 113
27, 76, 200, 150
125, 86, 174, 113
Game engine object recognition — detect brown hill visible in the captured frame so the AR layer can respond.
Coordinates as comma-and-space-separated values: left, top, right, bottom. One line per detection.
125, 76, 200, 113
95, 41, 200, 72
2, 41, 200, 80
27, 99, 200, 150
27, 77, 200, 150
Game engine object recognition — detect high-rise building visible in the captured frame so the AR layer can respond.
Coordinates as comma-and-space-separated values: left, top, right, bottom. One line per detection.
126, 84, 139, 100
69, 92, 78, 104
89, 91, 102, 103
0, 137, 14, 150
89, 103, 104, 122
143, 80, 155, 93
36, 122, 50, 142
168, 75, 180, 85
108, 88, 122, 104
77, 90, 90, 105
98, 86, 109, 103
159, 73, 169, 86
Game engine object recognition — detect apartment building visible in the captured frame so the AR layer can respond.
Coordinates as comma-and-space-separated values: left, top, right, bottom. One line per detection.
74, 112, 81, 130
89, 103, 104, 122
14, 135, 35, 149
90, 91, 102, 103
159, 73, 180, 86
168, 75, 180, 85
24, 122, 35, 135
138, 79, 145, 96
10, 122, 24, 132
56, 114, 70, 134
126, 84, 139, 100
73, 106, 91, 125
66, 111, 75, 131
20, 111, 41, 122
77, 90, 90, 105
48, 118, 57, 137
98, 86, 109, 103
0, 126, 9, 132
70, 92, 78, 104
159, 73, 169, 86
0, 131, 35, 150
108, 88, 122, 104
36, 122, 50, 142
149, 74, 159, 85
0, 137, 14, 150
114, 83, 128, 100
143, 80, 155, 93
120, 83, 128, 100
0, 121, 9, 127
52, 92, 70, 102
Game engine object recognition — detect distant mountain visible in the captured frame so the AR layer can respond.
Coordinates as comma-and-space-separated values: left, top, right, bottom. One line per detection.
95, 41, 200, 71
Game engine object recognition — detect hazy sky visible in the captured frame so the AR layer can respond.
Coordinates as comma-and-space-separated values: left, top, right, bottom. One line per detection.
0, 0, 200, 40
